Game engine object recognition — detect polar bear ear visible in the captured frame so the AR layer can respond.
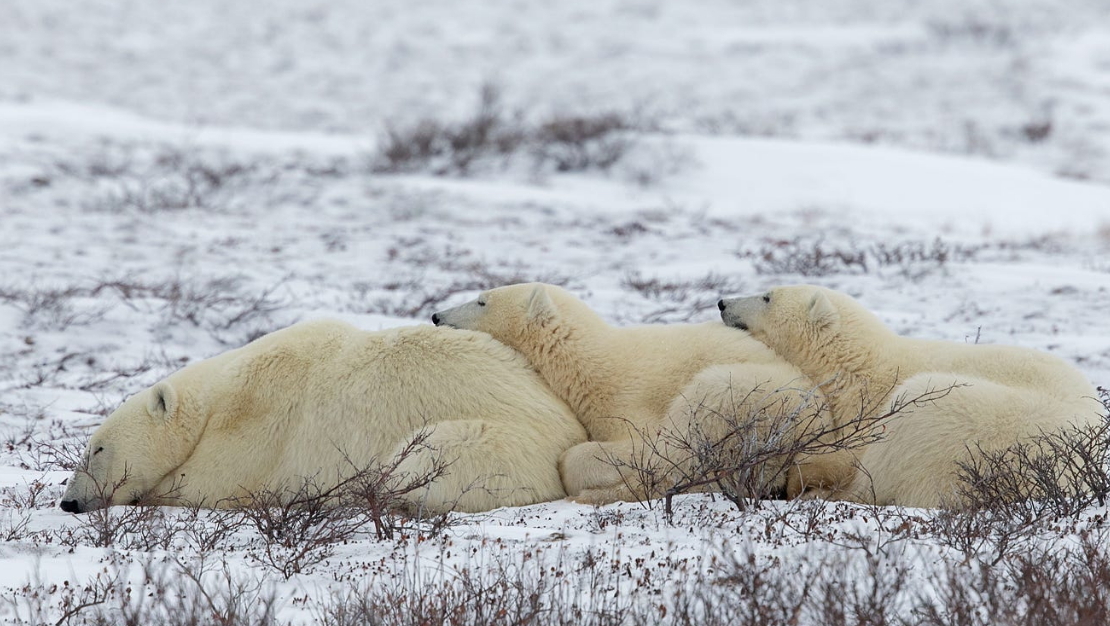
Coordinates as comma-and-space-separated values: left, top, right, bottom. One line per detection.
147, 382, 178, 421
807, 291, 839, 329
526, 284, 556, 321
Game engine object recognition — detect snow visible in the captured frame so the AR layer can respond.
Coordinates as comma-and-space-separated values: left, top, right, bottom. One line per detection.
663, 135, 1110, 235
1, 0, 1110, 623
0, 100, 369, 156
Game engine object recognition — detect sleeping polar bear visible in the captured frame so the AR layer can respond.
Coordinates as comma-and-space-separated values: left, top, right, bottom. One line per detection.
59, 320, 586, 514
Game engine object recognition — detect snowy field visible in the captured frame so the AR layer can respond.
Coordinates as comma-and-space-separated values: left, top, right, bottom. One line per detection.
1, 0, 1110, 623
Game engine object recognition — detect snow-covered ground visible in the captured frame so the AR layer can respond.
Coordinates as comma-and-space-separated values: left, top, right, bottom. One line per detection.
1, 0, 1109, 623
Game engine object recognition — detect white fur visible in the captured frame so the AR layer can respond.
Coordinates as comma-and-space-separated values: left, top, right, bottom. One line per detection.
434, 283, 836, 504
59, 320, 586, 514
720, 285, 1104, 508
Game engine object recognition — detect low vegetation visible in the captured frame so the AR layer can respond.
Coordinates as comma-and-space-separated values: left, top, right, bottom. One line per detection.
740, 236, 983, 279
370, 84, 638, 177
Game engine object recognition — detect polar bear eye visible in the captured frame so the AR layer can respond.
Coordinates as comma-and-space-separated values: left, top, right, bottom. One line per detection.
762, 293, 771, 304
477, 299, 487, 307
93, 446, 104, 455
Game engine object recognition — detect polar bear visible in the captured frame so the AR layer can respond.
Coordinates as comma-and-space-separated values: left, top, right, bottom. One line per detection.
719, 285, 1104, 508
59, 320, 586, 514
432, 283, 838, 505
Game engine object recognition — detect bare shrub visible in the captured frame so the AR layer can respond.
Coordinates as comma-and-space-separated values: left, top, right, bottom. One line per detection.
620, 271, 748, 322
9, 425, 85, 472
608, 381, 959, 518
314, 545, 636, 626
1020, 114, 1053, 144
914, 557, 1011, 626
107, 556, 283, 626
342, 434, 453, 541
0, 273, 287, 346
0, 283, 108, 331
4, 554, 283, 626
370, 84, 637, 177
2, 407, 52, 467
959, 419, 1110, 519
742, 236, 981, 279
58, 470, 188, 550
616, 139, 695, 188
0, 510, 32, 542
18, 352, 94, 390
926, 16, 1014, 47
372, 84, 525, 175
237, 474, 371, 579
174, 506, 248, 553
90, 273, 288, 344
1, 475, 55, 511
530, 113, 631, 172
913, 528, 1110, 626
925, 500, 1032, 567
805, 547, 915, 626
3, 561, 122, 626
700, 543, 816, 626
147, 275, 288, 342
240, 434, 455, 577
927, 409, 1110, 565
663, 387, 834, 511
933, 401, 1108, 560
312, 536, 925, 626
73, 360, 161, 394
744, 237, 867, 276
78, 147, 266, 214
584, 507, 628, 534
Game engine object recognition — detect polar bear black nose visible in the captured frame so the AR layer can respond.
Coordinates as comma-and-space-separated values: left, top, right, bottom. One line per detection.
59, 499, 82, 514
431, 313, 441, 326
717, 299, 726, 311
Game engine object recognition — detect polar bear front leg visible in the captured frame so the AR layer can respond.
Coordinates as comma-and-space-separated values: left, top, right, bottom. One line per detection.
785, 449, 862, 501
559, 438, 662, 504
570, 484, 640, 505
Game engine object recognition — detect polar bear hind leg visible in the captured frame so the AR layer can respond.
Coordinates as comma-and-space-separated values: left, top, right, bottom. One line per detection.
389, 420, 565, 514
845, 374, 1063, 508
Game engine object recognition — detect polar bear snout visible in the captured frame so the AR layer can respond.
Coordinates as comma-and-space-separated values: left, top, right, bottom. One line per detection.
58, 487, 104, 514
718, 297, 751, 331
431, 300, 482, 330
430, 310, 458, 328
58, 467, 113, 514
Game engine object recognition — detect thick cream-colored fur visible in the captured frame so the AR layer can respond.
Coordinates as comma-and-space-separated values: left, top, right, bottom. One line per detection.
433, 283, 837, 504
59, 320, 586, 514
720, 285, 1103, 508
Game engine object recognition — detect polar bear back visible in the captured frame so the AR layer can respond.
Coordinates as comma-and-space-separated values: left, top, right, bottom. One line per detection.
905, 339, 1095, 400
260, 321, 586, 481
602, 322, 787, 424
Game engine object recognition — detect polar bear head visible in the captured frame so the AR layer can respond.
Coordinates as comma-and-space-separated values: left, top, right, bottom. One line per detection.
718, 284, 887, 365
432, 282, 599, 350
60, 377, 204, 513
